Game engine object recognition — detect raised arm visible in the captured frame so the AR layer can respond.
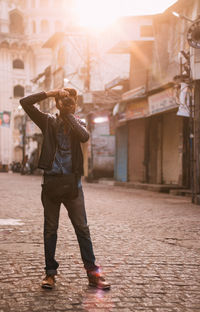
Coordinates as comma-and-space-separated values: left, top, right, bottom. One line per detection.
20, 89, 68, 131
19, 91, 48, 131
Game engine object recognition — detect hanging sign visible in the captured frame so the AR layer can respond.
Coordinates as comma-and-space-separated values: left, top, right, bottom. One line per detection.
0, 111, 11, 127
148, 88, 177, 115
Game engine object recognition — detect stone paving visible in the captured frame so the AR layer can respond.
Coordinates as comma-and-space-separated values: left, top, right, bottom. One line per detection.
0, 172, 200, 312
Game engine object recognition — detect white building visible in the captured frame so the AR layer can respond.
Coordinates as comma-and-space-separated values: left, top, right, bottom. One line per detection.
0, 0, 75, 168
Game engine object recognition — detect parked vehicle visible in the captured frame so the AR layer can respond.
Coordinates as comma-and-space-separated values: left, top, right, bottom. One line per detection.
11, 161, 22, 173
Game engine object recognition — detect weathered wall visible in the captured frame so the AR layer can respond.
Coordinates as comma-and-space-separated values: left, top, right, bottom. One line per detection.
92, 120, 115, 177
128, 118, 146, 182
148, 110, 184, 185
162, 111, 183, 185
129, 41, 154, 90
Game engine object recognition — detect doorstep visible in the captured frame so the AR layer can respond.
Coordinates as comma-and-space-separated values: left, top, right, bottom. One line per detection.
92, 178, 187, 195
169, 189, 192, 197
113, 181, 184, 193
98, 178, 115, 186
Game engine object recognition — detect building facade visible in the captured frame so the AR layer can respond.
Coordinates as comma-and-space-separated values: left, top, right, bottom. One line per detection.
112, 0, 199, 192
0, 0, 75, 169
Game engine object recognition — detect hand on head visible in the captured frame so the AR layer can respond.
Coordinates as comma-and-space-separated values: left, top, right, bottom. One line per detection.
46, 88, 77, 115
57, 89, 70, 98
46, 89, 69, 98
57, 88, 77, 116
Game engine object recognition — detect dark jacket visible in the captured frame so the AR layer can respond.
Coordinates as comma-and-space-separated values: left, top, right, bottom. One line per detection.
20, 92, 89, 175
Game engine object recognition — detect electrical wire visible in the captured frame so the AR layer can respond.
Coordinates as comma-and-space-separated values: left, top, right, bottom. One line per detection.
67, 36, 86, 63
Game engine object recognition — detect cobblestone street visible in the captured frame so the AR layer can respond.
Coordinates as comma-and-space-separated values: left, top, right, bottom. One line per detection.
0, 172, 200, 312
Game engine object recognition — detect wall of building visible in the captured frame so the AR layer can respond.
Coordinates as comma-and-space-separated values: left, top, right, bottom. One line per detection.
115, 125, 128, 182
0, 41, 36, 164
113, 0, 200, 187
129, 41, 154, 90
0, 0, 76, 165
162, 111, 183, 185
147, 110, 184, 185
128, 118, 146, 182
150, 0, 199, 89
91, 117, 115, 177
148, 114, 161, 184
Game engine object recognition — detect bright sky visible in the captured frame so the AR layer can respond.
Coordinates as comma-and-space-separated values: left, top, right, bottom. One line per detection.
75, 0, 177, 29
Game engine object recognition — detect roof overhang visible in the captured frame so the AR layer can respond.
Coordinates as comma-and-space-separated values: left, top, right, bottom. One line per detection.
120, 82, 174, 104
105, 76, 129, 90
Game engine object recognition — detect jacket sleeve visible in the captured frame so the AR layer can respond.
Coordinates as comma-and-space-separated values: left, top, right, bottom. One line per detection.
19, 92, 48, 131
62, 114, 90, 143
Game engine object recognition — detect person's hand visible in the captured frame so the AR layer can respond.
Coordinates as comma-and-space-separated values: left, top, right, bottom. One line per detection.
46, 89, 69, 98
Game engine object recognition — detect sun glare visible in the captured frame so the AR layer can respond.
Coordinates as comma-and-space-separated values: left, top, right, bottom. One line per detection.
74, 0, 177, 30
75, 0, 120, 30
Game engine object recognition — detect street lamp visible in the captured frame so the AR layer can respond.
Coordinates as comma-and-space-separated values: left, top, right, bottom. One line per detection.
172, 11, 200, 49
172, 11, 193, 23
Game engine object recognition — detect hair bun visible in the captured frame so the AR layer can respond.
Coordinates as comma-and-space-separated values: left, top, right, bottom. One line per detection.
64, 88, 77, 97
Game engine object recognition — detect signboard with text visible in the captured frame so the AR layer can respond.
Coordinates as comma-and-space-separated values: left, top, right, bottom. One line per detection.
126, 99, 148, 120
148, 88, 178, 115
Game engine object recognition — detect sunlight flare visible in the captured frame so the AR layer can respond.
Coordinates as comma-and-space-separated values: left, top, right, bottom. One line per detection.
74, 0, 177, 30
75, 0, 120, 30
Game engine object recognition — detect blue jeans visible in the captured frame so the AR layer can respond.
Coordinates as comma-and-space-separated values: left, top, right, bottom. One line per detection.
41, 178, 98, 276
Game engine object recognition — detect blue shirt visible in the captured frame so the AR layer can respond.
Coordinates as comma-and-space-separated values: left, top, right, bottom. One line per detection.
45, 120, 72, 175
44, 118, 82, 188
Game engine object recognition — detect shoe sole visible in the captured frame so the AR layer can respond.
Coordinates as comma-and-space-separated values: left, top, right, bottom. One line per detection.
89, 283, 111, 290
41, 284, 54, 289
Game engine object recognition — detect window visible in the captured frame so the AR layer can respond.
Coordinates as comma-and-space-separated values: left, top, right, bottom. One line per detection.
9, 11, 24, 34
140, 25, 153, 37
14, 85, 24, 98
41, 20, 49, 33
13, 59, 24, 69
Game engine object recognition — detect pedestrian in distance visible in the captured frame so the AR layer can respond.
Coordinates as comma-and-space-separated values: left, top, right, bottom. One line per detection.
20, 88, 110, 290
